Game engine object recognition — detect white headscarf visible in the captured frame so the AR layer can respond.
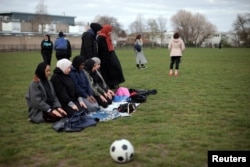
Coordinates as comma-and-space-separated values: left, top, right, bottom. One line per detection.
56, 58, 72, 74
91, 57, 101, 64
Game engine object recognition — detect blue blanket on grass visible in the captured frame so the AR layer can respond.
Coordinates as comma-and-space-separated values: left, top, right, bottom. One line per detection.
87, 102, 139, 122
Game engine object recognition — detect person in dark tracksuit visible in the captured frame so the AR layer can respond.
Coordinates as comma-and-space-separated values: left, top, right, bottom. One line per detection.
41, 34, 53, 65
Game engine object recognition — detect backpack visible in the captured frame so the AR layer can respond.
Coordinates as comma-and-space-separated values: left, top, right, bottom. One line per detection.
134, 43, 141, 52
128, 88, 157, 103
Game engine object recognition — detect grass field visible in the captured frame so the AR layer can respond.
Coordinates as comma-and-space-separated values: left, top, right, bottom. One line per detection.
0, 48, 250, 167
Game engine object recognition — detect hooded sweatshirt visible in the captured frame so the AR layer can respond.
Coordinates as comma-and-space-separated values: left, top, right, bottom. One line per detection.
168, 38, 185, 57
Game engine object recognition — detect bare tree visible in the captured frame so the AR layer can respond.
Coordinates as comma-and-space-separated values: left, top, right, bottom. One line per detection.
129, 14, 146, 34
157, 16, 167, 46
94, 15, 123, 34
232, 13, 250, 47
94, 15, 126, 43
171, 9, 216, 46
231, 32, 241, 47
191, 13, 216, 46
147, 18, 159, 47
32, 0, 51, 33
198, 22, 217, 46
171, 10, 193, 43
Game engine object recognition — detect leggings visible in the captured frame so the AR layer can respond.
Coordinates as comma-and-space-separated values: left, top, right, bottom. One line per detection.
170, 56, 181, 70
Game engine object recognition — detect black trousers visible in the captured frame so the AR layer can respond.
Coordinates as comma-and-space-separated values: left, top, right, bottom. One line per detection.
42, 53, 52, 65
56, 49, 68, 60
170, 56, 181, 70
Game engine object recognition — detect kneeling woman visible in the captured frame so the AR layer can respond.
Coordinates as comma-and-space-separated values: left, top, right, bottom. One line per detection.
70, 55, 100, 112
25, 62, 67, 123
83, 59, 112, 108
50, 58, 88, 117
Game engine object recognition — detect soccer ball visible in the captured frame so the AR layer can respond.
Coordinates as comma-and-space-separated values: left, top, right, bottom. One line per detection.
110, 139, 134, 163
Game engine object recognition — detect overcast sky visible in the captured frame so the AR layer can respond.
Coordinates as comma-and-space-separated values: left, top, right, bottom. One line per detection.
0, 0, 249, 32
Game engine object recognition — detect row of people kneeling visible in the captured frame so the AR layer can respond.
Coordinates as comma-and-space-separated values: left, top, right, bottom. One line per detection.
25, 56, 115, 123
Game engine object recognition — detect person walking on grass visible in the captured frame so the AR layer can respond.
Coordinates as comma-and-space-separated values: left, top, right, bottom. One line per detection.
134, 34, 147, 69
168, 32, 185, 76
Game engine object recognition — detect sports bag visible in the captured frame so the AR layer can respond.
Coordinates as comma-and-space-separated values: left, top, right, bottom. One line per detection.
118, 103, 136, 114
128, 94, 147, 103
128, 88, 157, 103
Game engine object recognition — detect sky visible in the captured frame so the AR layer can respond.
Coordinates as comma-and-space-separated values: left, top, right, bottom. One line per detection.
0, 0, 249, 32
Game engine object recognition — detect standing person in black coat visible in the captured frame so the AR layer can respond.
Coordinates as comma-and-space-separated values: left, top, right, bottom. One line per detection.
80, 23, 102, 59
50, 58, 88, 117
64, 34, 72, 59
97, 24, 125, 89
41, 34, 53, 65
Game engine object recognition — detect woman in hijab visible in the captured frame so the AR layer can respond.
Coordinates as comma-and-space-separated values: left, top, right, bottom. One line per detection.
25, 62, 67, 123
69, 55, 100, 112
83, 59, 112, 108
97, 24, 125, 89
50, 58, 87, 117
80, 23, 102, 59
91, 57, 115, 99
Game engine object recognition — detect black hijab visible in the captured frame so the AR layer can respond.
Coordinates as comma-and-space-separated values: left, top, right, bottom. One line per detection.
35, 62, 53, 104
83, 59, 100, 83
72, 55, 87, 71
90, 23, 102, 36
83, 59, 95, 74
35, 62, 48, 81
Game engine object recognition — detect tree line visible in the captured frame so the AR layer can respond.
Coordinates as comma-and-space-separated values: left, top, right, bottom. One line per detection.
34, 0, 250, 47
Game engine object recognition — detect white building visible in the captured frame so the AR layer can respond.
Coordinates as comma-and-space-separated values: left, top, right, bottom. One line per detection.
201, 32, 238, 47
153, 31, 239, 47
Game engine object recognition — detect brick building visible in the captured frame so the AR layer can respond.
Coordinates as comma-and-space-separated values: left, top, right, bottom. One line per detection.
0, 12, 83, 51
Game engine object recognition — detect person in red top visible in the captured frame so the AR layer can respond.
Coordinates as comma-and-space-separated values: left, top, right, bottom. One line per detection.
168, 32, 185, 76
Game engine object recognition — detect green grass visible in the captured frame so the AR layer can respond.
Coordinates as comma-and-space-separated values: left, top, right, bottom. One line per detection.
0, 48, 250, 167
